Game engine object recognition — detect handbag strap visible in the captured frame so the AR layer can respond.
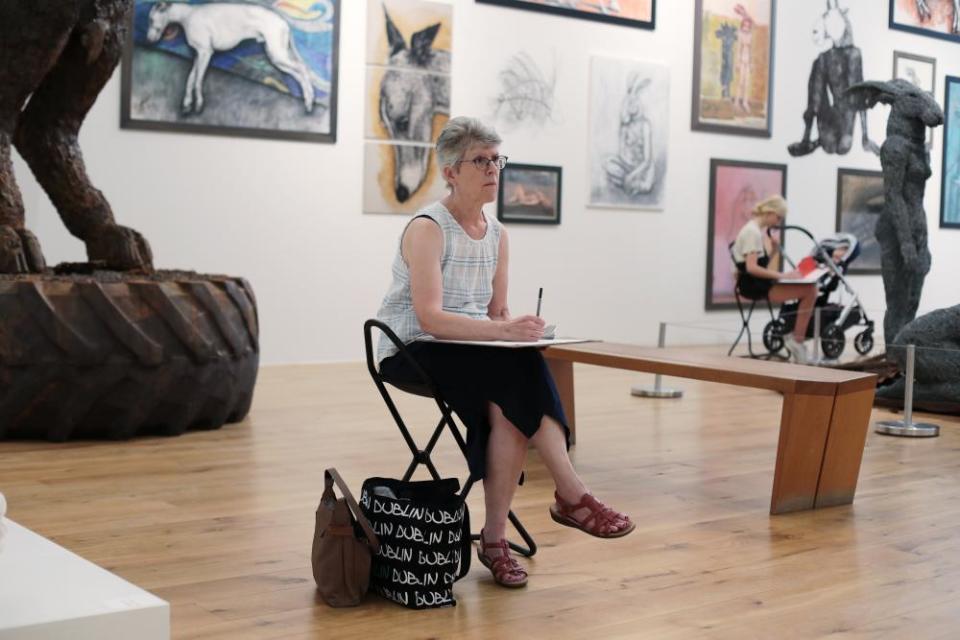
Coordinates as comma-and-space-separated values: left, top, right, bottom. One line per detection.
325, 468, 380, 553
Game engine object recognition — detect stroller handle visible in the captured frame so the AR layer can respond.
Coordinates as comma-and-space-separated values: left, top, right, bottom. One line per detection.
766, 224, 817, 243
766, 224, 834, 268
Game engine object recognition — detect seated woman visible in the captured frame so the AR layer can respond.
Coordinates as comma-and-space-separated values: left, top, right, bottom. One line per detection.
732, 195, 819, 364
375, 117, 634, 589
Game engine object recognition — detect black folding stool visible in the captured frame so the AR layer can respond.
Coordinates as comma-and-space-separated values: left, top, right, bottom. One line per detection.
726, 241, 779, 358
363, 319, 537, 557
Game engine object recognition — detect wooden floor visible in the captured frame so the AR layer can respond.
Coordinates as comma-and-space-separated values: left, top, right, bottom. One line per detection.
2, 359, 960, 639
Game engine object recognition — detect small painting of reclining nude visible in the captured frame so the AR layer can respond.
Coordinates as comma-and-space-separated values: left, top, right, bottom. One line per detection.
121, 0, 340, 143
497, 163, 562, 225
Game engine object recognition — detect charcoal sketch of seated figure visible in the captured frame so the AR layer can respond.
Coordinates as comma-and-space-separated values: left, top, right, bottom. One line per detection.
788, 0, 880, 158
604, 73, 654, 197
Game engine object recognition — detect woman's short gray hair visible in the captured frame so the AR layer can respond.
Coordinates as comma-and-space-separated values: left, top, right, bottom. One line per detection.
435, 117, 502, 172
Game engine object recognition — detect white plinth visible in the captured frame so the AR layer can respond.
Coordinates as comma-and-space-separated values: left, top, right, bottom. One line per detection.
0, 519, 169, 640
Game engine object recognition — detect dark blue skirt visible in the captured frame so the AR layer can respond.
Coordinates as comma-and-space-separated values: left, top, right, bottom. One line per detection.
379, 342, 569, 480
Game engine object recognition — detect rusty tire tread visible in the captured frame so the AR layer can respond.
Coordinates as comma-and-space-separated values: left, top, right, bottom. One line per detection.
0, 275, 259, 440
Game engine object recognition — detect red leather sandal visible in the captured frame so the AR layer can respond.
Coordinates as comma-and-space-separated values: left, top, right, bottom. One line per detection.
549, 491, 636, 538
477, 529, 528, 588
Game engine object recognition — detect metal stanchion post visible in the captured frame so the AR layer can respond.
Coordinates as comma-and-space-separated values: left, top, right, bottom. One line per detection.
631, 322, 683, 399
875, 344, 939, 437
812, 307, 821, 363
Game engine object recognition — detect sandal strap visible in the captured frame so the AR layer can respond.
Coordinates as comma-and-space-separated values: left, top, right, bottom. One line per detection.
481, 537, 510, 553
488, 553, 526, 579
555, 491, 631, 533
479, 530, 527, 581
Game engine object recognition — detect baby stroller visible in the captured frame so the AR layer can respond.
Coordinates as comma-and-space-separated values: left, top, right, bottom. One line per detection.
763, 225, 875, 360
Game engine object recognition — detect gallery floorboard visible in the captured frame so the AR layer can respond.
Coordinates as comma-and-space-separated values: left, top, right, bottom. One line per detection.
2, 358, 960, 639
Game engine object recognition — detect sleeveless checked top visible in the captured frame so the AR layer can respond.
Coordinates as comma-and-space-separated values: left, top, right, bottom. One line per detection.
376, 201, 502, 362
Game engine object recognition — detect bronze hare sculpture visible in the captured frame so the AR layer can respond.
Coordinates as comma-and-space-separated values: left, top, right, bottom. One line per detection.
0, 0, 152, 274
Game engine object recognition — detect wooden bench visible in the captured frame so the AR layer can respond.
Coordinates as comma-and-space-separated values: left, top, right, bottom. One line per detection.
543, 342, 877, 515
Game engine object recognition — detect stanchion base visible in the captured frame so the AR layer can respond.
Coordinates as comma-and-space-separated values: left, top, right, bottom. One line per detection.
631, 385, 683, 399
874, 420, 940, 437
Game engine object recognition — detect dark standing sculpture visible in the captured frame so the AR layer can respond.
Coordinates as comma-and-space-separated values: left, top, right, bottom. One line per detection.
0, 1, 259, 440
846, 79, 944, 343
0, 0, 151, 274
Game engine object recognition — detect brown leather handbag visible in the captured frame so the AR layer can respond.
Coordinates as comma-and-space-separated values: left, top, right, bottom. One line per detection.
312, 468, 380, 607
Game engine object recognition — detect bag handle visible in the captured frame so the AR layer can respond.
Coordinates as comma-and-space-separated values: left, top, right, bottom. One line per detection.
325, 468, 380, 553
455, 502, 471, 581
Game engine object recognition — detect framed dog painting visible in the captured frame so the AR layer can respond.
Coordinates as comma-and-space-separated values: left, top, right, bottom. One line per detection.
121, 0, 340, 143
691, 0, 776, 137
363, 0, 452, 215
476, 0, 654, 30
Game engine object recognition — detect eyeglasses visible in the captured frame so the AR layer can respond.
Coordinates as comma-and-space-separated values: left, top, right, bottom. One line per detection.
455, 155, 508, 171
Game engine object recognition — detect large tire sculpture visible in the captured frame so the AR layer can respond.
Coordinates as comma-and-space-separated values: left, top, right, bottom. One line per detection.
0, 271, 259, 440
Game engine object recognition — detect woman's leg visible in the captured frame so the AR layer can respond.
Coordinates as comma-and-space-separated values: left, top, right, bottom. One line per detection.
482, 402, 529, 547
529, 415, 585, 502
769, 283, 818, 341
530, 416, 630, 534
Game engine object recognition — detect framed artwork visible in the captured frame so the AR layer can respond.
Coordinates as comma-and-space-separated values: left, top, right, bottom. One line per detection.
691, 0, 775, 137
363, 0, 452, 214
704, 158, 786, 310
942, 76, 960, 229
835, 168, 884, 275
894, 51, 936, 146
889, 0, 960, 44
488, 49, 560, 133
475, 0, 654, 30
587, 56, 670, 210
497, 163, 562, 225
121, 0, 340, 143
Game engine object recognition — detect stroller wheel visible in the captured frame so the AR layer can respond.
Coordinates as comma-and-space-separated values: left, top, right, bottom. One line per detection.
821, 324, 845, 359
854, 330, 874, 355
763, 319, 787, 354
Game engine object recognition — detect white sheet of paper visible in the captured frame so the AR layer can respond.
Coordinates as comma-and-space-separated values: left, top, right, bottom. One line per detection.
416, 336, 592, 348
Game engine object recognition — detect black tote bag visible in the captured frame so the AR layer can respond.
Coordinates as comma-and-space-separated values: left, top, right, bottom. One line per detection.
359, 477, 471, 609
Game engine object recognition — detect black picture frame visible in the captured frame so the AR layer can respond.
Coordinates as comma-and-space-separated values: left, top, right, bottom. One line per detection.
889, 0, 960, 44
835, 168, 884, 275
691, 0, 776, 138
705, 158, 787, 310
497, 163, 562, 225
120, 0, 340, 143
942, 75, 960, 229
476, 0, 655, 30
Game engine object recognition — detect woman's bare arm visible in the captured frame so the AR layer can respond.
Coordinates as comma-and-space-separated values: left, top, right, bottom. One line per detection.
403, 219, 542, 341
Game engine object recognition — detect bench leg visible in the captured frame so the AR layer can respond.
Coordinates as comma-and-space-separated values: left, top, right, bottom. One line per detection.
545, 357, 576, 445
770, 391, 835, 514
814, 386, 874, 509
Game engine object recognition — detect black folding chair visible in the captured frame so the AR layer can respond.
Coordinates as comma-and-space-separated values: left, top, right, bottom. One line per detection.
727, 242, 780, 358
363, 319, 537, 557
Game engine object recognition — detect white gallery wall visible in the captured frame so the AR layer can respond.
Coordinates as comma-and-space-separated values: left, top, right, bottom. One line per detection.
14, 0, 960, 364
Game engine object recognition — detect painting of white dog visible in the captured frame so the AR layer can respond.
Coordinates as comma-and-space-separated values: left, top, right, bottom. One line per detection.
122, 0, 340, 142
